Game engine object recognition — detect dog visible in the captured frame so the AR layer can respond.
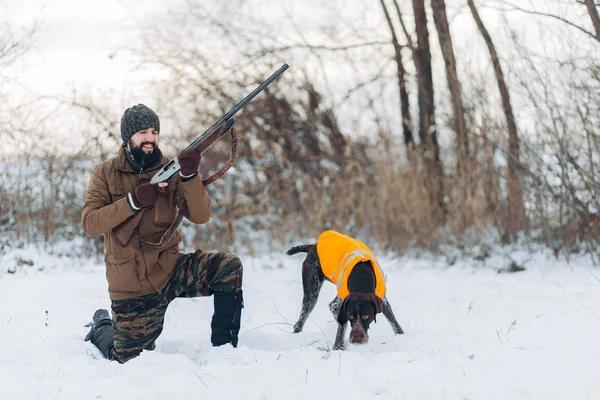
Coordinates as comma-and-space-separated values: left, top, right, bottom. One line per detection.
286, 230, 404, 350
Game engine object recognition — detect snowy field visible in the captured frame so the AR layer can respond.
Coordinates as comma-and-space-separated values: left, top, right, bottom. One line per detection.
1, 244, 599, 400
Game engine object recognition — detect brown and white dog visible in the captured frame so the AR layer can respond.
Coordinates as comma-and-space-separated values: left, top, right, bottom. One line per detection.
286, 230, 404, 350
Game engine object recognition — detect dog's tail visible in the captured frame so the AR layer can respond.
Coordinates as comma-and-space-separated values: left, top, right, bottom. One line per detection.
286, 244, 314, 255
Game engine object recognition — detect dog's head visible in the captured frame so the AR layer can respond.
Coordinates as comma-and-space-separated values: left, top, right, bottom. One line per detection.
336, 293, 383, 344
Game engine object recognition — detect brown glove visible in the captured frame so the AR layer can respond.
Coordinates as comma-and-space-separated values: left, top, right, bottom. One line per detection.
132, 183, 160, 208
178, 149, 202, 177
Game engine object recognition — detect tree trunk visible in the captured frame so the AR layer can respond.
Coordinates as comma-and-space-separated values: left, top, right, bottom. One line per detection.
430, 0, 469, 162
584, 0, 600, 41
412, 0, 445, 224
412, 0, 435, 147
468, 0, 525, 240
379, 0, 414, 149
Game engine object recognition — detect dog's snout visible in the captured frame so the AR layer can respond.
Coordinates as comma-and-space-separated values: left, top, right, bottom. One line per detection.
349, 322, 369, 344
349, 335, 368, 344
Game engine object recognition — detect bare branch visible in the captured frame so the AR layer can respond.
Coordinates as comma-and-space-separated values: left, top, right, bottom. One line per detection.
391, 0, 416, 53
495, 0, 599, 41
0, 20, 41, 70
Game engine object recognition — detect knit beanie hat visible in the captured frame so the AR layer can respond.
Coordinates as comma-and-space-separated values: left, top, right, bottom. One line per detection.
120, 104, 160, 143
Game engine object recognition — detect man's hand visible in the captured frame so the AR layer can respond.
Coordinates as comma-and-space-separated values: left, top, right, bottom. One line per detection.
178, 149, 202, 177
131, 182, 167, 209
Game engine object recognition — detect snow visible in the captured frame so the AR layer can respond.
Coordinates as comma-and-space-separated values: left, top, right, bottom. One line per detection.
1, 244, 600, 399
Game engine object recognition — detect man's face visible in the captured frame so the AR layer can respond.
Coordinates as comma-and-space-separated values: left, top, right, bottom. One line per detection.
128, 128, 160, 168
129, 128, 159, 153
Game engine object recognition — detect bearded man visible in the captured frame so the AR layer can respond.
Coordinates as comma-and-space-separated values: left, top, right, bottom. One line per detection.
81, 104, 243, 363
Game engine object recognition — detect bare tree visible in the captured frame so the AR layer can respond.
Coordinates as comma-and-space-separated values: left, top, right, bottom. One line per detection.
412, 0, 445, 223
468, 0, 525, 240
430, 0, 469, 161
412, 0, 435, 148
379, 0, 413, 149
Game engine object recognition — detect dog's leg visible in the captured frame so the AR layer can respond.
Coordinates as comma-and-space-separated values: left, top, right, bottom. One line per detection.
293, 257, 324, 333
332, 323, 347, 350
332, 296, 346, 350
329, 296, 342, 317
293, 275, 323, 333
382, 296, 404, 335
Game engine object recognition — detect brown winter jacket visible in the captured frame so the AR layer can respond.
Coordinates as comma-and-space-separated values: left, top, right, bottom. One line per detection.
82, 147, 210, 300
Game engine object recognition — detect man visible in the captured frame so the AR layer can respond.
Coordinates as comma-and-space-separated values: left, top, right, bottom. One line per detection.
82, 104, 243, 363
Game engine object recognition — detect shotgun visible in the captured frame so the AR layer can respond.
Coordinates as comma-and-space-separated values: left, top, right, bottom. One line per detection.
111, 63, 289, 247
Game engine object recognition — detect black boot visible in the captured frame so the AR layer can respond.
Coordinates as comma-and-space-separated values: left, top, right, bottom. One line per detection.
84, 309, 114, 359
211, 291, 244, 347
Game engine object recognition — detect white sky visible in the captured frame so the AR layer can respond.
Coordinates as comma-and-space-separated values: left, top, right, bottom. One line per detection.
4, 0, 163, 95
4, 0, 339, 95
4, 0, 510, 97
3, 0, 597, 156
5, 0, 592, 97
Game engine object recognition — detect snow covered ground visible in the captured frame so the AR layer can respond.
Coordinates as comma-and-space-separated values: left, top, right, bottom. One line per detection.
1, 244, 599, 400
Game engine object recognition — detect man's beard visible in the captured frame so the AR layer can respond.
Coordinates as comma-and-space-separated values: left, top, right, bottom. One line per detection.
128, 141, 162, 169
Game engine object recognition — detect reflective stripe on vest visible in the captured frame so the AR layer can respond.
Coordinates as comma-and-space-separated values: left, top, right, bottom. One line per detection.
334, 248, 374, 290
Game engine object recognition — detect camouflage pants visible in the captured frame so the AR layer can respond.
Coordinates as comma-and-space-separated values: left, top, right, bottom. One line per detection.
107, 250, 243, 363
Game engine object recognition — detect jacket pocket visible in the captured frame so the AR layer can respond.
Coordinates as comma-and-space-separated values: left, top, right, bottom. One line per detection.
109, 183, 126, 204
155, 246, 181, 279
110, 192, 125, 205
105, 253, 142, 294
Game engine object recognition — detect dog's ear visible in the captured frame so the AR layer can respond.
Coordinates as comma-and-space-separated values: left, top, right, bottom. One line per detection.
372, 295, 383, 314
336, 298, 349, 325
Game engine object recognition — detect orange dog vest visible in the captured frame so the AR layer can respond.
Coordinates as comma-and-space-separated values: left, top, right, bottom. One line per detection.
316, 230, 386, 300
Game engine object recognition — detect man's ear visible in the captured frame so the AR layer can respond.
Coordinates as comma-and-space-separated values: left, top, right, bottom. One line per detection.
336, 298, 349, 325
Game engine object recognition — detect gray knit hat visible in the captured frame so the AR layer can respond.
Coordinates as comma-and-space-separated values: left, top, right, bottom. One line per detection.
120, 104, 160, 143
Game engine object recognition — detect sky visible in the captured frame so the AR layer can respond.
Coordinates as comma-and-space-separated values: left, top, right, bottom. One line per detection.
0, 0, 497, 150
3, 0, 509, 92
3, 0, 162, 96
3, 0, 550, 91
4, 0, 349, 97
2, 0, 189, 155
2, 0, 596, 156
5, 0, 590, 96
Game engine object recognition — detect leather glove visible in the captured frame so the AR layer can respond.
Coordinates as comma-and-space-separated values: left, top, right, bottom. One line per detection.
132, 183, 160, 208
178, 149, 202, 177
